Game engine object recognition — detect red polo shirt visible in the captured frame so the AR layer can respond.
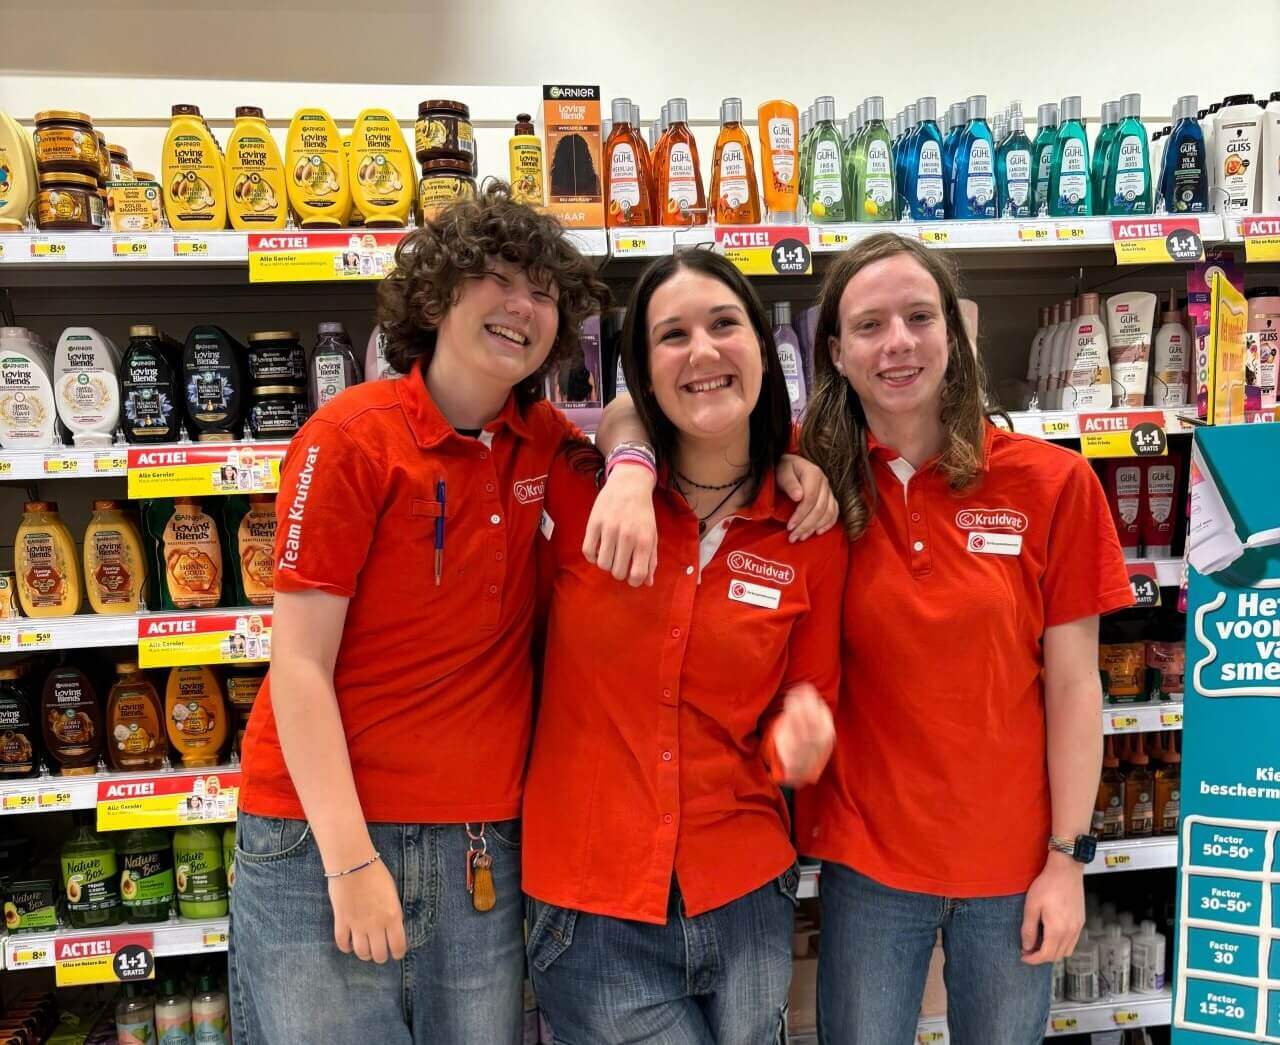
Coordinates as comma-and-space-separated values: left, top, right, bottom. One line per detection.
240, 360, 576, 823
795, 423, 1133, 896
524, 453, 848, 923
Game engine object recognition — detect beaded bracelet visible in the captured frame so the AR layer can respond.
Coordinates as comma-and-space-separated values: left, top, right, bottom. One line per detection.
605, 441, 657, 481
323, 852, 382, 879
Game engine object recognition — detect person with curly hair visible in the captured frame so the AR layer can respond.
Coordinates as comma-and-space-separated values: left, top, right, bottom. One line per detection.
231, 185, 629, 1044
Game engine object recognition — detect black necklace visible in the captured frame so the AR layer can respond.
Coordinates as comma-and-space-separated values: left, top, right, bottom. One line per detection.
679, 475, 750, 535
676, 468, 749, 491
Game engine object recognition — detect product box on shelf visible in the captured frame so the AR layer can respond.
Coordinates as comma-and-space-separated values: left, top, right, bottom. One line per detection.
542, 85, 603, 229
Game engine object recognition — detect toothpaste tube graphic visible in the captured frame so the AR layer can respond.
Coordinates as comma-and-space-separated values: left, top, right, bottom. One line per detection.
1187, 438, 1280, 698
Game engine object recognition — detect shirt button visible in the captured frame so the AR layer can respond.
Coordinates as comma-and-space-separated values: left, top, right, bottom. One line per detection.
485, 482, 495, 493
495, 552, 504, 561
662, 688, 671, 698
490, 514, 501, 525
671, 627, 681, 638
913, 540, 925, 552
685, 565, 694, 575
479, 452, 488, 460
662, 751, 672, 762
911, 512, 921, 523
487, 585, 498, 595
663, 814, 673, 824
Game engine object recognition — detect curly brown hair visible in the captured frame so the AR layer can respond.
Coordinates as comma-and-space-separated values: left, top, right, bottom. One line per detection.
376, 182, 610, 404
800, 233, 992, 540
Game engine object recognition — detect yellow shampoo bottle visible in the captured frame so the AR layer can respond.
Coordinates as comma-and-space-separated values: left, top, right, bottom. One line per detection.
224, 106, 287, 230
286, 109, 349, 229
165, 665, 227, 769
350, 109, 413, 227
342, 135, 362, 227
83, 499, 148, 615
0, 111, 37, 232
162, 105, 227, 231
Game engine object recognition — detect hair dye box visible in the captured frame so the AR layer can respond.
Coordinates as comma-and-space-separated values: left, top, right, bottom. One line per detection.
542, 85, 604, 228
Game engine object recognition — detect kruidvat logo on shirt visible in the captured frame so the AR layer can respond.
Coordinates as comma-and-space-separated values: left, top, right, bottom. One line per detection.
277, 444, 321, 573
726, 551, 795, 585
954, 507, 1029, 534
513, 475, 547, 504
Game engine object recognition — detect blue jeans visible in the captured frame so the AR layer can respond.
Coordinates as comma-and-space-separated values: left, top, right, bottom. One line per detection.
528, 866, 800, 1044
817, 863, 1052, 1045
229, 813, 525, 1045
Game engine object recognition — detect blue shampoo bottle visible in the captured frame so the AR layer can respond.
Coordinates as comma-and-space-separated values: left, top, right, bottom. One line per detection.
951, 94, 997, 219
1161, 94, 1208, 214
997, 106, 1035, 218
904, 96, 945, 221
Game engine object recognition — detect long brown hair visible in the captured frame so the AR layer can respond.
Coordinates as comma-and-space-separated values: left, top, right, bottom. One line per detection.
799, 233, 990, 540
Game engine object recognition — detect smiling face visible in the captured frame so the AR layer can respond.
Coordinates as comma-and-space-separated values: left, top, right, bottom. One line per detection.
646, 268, 763, 444
433, 255, 561, 392
828, 252, 951, 432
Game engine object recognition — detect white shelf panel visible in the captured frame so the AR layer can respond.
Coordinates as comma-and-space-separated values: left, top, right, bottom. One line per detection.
0, 607, 269, 655
1104, 701, 1183, 735
1007, 408, 1199, 442
2, 916, 229, 973
1088, 836, 1179, 875
0, 445, 129, 481
0, 763, 238, 818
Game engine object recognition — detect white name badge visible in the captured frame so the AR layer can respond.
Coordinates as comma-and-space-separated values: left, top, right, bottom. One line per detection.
967, 531, 1023, 556
728, 578, 781, 610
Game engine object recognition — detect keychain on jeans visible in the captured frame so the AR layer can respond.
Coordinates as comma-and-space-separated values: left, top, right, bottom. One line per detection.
465, 823, 495, 912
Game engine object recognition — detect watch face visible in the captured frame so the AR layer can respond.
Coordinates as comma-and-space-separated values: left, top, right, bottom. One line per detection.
1076, 834, 1098, 863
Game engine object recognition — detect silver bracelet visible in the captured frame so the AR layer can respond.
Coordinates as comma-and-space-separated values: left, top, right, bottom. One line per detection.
323, 852, 381, 879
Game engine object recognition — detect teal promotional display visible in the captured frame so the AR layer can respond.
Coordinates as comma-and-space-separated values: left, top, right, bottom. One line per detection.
1174, 424, 1280, 1043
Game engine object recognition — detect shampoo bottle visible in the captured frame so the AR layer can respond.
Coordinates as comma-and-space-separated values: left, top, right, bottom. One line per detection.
162, 105, 227, 231
165, 665, 228, 769
941, 101, 968, 215
1063, 293, 1112, 409
709, 97, 761, 225
84, 498, 148, 614
0, 111, 36, 231
1215, 94, 1263, 215
53, 327, 120, 447
904, 97, 945, 221
949, 95, 996, 220
349, 108, 414, 227
1049, 96, 1092, 217
115, 984, 155, 1045
121, 325, 183, 443
224, 106, 287, 230
1105, 291, 1157, 407
1124, 733, 1154, 838
1263, 91, 1280, 214
106, 662, 164, 772
0, 325, 57, 448
191, 974, 230, 1045
1151, 291, 1190, 407
1154, 732, 1181, 835
654, 98, 705, 226
173, 824, 228, 919
997, 105, 1034, 219
1131, 920, 1167, 994
118, 827, 175, 924
758, 99, 800, 222
1099, 924, 1132, 999
285, 108, 350, 229
509, 113, 545, 207
1066, 929, 1101, 1003
1091, 100, 1120, 214
16, 500, 83, 617
41, 663, 104, 775
0, 666, 36, 779
1025, 306, 1051, 407
772, 302, 806, 419
1093, 735, 1126, 839
1162, 95, 1208, 214
1104, 94, 1153, 215
310, 321, 363, 411
155, 978, 194, 1045
605, 98, 653, 227
1034, 304, 1061, 407
1031, 102, 1059, 216
61, 811, 121, 929
855, 96, 894, 222
1246, 287, 1279, 413
807, 96, 848, 223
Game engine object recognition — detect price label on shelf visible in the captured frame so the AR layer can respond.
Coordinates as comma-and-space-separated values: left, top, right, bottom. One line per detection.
43, 454, 80, 475
137, 611, 271, 670
3, 792, 38, 812
248, 230, 403, 283
1050, 1015, 1078, 1033
917, 1032, 945, 1044
919, 227, 951, 244
94, 452, 127, 473
1110, 714, 1140, 732
1105, 852, 1133, 868
1018, 225, 1050, 242
1078, 411, 1167, 458
17, 629, 53, 649
96, 770, 241, 831
111, 236, 151, 257
127, 442, 285, 499
55, 931, 154, 987
1161, 710, 1184, 728
38, 789, 73, 809
1055, 224, 1087, 241
0, 459, 11, 475
816, 229, 852, 248
715, 226, 812, 276
1040, 417, 1076, 437
1127, 562, 1162, 609
202, 928, 229, 950
1112, 218, 1205, 265
1113, 1009, 1141, 1025
9, 944, 51, 969
1240, 216, 1280, 263
610, 233, 652, 255
30, 237, 68, 259
173, 236, 211, 257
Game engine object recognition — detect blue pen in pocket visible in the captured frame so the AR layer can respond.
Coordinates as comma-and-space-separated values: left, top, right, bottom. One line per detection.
435, 479, 446, 585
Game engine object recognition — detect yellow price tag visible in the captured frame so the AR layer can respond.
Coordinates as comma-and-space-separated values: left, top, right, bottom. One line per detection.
112, 237, 149, 256
43, 455, 79, 475
1114, 1010, 1140, 1025
920, 228, 951, 244
1110, 714, 1139, 731
31, 239, 67, 257
10, 946, 50, 968
1160, 711, 1183, 727
1050, 1016, 1078, 1033
1056, 225, 1087, 240
819, 230, 852, 247
613, 237, 649, 253
3, 792, 38, 812
0, 459, 12, 474
1105, 853, 1132, 868
1041, 418, 1074, 436
918, 1033, 945, 1044
0, 634, 11, 647
39, 790, 73, 809
18, 630, 53, 648
174, 237, 210, 256
1019, 226, 1050, 241
202, 929, 229, 949
94, 453, 127, 473
0, 242, 5, 259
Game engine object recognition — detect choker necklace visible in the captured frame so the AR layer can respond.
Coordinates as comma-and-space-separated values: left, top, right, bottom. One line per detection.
677, 474, 750, 535
676, 468, 749, 491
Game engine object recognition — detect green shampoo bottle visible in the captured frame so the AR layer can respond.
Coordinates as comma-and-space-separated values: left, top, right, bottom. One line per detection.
1031, 102, 1058, 216
119, 827, 176, 924
61, 812, 122, 929
856, 96, 895, 222
1104, 93, 1153, 215
173, 824, 228, 920
1049, 95, 1092, 217
1091, 100, 1120, 214
808, 96, 849, 223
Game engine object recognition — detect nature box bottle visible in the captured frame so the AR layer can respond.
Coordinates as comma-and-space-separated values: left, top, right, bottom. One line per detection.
165, 665, 228, 769
1031, 102, 1059, 216
997, 106, 1034, 218
349, 108, 414, 228
122, 325, 183, 443
61, 811, 122, 929
904, 97, 945, 221
162, 105, 227, 231
508, 113, 545, 207
1162, 95, 1208, 214
0, 665, 38, 779
1091, 100, 1120, 214
222, 822, 236, 891
106, 661, 165, 772
224, 106, 287, 230
285, 108, 350, 229
1105, 93, 1153, 215
709, 97, 760, 225
654, 98, 705, 226
42, 662, 104, 774
119, 827, 176, 923
806, 96, 847, 223
173, 824, 228, 919
1050, 95, 1092, 217
116, 982, 157, 1045
84, 499, 148, 614
950, 94, 996, 219
605, 97, 653, 227
855, 96, 894, 222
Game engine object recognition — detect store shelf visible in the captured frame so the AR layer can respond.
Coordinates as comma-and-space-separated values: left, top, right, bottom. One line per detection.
2, 916, 229, 973
0, 607, 271, 655
0, 445, 129, 481
1087, 836, 1178, 875
1007, 407, 1199, 442
1104, 701, 1183, 735
0, 764, 238, 818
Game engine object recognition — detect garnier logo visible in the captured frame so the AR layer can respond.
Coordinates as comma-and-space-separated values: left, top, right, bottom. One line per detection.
513, 475, 546, 504
727, 551, 794, 585
955, 508, 1028, 533
545, 85, 598, 100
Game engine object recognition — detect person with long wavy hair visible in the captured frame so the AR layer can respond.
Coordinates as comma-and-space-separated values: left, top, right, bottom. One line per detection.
795, 233, 1134, 1045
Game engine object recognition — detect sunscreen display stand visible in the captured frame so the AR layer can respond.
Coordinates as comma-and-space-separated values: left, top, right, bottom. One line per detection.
1173, 422, 1280, 1042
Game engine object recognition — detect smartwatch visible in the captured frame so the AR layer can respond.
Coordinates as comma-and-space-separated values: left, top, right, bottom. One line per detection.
1048, 834, 1097, 865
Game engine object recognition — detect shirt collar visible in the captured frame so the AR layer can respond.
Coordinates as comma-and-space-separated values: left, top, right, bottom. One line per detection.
865, 421, 997, 473
660, 466, 792, 526
395, 357, 535, 449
